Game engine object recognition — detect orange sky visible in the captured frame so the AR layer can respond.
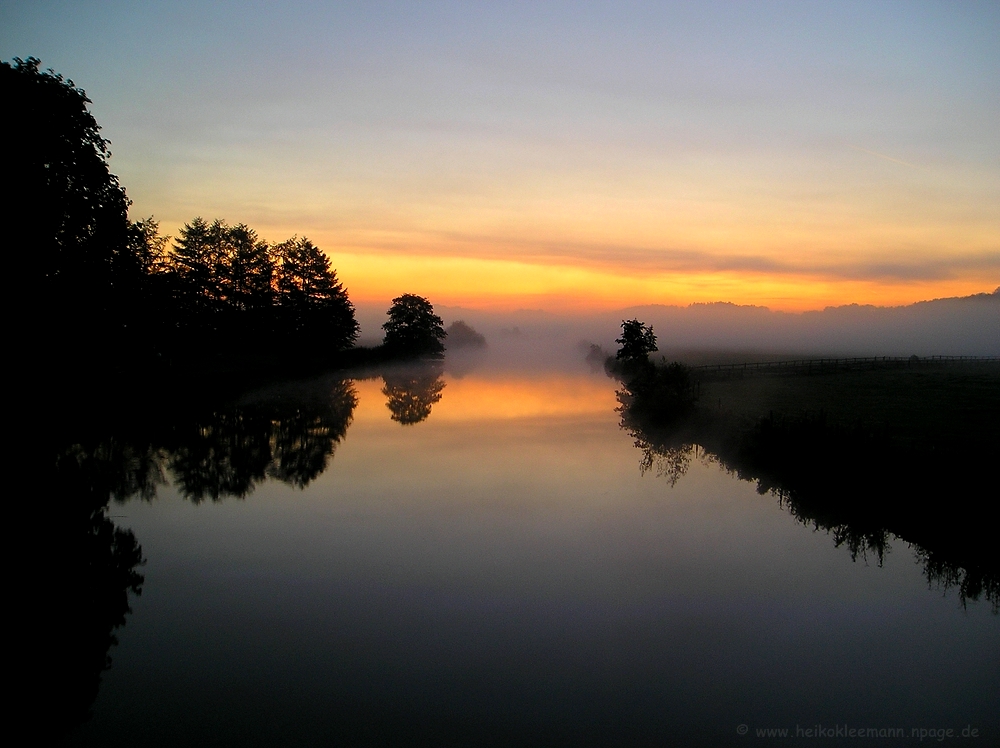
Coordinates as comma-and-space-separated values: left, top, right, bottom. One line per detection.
135, 92, 997, 312
143, 140, 997, 312
7, 3, 997, 312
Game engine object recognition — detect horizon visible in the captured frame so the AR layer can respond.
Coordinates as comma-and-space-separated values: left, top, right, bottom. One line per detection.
9, 6, 998, 740
3, 1, 998, 313
385, 286, 1000, 317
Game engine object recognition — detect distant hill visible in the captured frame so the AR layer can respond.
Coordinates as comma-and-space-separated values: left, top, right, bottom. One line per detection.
353, 291, 999, 362
613, 292, 999, 356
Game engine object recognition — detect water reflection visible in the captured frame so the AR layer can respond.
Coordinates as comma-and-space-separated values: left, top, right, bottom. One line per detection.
42, 375, 358, 734
166, 378, 357, 501
616, 377, 999, 609
68, 378, 362, 503
381, 364, 446, 425
45, 443, 148, 735
44, 369, 999, 744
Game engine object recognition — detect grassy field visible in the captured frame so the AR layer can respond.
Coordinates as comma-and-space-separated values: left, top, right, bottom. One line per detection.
696, 361, 1000, 447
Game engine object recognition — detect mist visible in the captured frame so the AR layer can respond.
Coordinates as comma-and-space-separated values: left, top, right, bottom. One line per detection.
356, 290, 998, 371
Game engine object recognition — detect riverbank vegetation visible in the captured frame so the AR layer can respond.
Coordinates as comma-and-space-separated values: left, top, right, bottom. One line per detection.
606, 320, 1000, 608
6, 56, 455, 392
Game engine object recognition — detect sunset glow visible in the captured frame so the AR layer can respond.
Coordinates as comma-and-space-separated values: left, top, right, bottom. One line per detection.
326, 252, 992, 313
3, 1, 997, 312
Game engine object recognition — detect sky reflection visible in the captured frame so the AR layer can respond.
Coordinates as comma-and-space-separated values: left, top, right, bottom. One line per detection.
64, 367, 998, 746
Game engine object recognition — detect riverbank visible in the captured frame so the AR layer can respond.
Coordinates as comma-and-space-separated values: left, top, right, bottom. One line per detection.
612, 357, 1000, 607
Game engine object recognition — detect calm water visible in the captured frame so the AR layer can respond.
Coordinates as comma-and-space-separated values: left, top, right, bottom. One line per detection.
67, 366, 998, 746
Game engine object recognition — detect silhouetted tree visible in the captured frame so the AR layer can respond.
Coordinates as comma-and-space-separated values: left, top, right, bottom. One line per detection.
170, 217, 219, 307
5, 56, 363, 374
616, 319, 657, 363
445, 320, 487, 349
3, 58, 129, 285
161, 220, 359, 360
113, 217, 177, 352
170, 218, 272, 317
272, 236, 359, 350
218, 223, 273, 314
3, 57, 134, 364
125, 217, 171, 278
382, 294, 446, 358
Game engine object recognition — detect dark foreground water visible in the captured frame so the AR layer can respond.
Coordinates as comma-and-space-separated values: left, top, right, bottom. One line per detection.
63, 366, 997, 747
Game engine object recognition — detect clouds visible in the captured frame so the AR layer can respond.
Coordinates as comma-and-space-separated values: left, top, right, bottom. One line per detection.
322, 228, 1000, 282
2, 1, 998, 310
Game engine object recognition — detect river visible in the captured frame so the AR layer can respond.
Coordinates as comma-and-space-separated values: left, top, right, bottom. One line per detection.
64, 363, 998, 746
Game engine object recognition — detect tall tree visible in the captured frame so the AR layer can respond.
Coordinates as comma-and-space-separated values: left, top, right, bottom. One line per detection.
272, 236, 359, 351
168, 219, 277, 345
3, 57, 130, 286
382, 294, 446, 358
125, 218, 171, 278
3, 57, 133, 362
171, 218, 229, 309
616, 319, 658, 363
217, 223, 272, 314
3, 56, 362, 371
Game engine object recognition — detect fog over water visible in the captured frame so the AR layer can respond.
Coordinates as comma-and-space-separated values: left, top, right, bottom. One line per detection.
356, 291, 999, 365
65, 362, 998, 747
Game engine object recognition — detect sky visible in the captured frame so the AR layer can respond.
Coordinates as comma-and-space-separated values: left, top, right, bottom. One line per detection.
3, 0, 998, 312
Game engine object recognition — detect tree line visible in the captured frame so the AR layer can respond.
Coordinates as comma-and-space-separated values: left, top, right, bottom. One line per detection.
122, 217, 359, 362
605, 319, 998, 609
5, 56, 455, 378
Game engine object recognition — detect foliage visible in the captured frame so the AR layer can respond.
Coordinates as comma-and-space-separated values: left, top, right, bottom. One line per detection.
382, 294, 447, 358
156, 219, 360, 356
170, 218, 272, 317
272, 236, 358, 351
617, 361, 696, 427
3, 56, 137, 367
616, 319, 658, 362
445, 320, 487, 349
125, 218, 171, 277
3, 57, 131, 289
3, 56, 359, 372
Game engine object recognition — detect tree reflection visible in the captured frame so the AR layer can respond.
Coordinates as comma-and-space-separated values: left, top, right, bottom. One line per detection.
39, 375, 358, 734
616, 372, 999, 610
50, 377, 357, 506
382, 365, 446, 425
159, 378, 357, 501
167, 409, 273, 501
267, 392, 355, 487
41, 442, 148, 735
633, 434, 691, 488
